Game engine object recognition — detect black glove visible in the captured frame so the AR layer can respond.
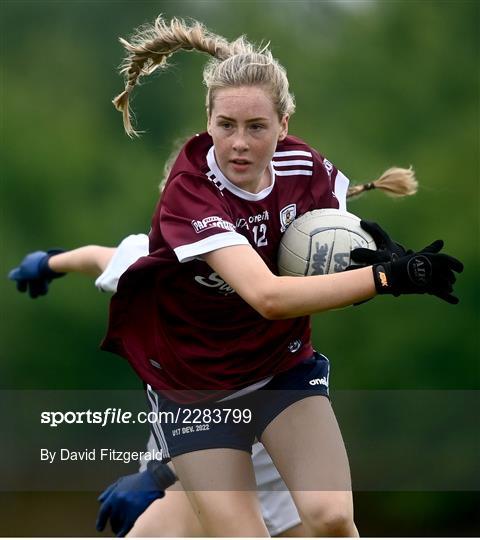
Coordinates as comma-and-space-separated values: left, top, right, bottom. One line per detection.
370, 240, 464, 304
8, 249, 66, 298
351, 220, 412, 266
96, 461, 176, 537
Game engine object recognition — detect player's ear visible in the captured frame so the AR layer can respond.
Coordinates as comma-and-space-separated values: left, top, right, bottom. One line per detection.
278, 115, 289, 141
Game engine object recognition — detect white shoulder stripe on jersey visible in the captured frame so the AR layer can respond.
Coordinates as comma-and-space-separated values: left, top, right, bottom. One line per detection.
334, 170, 350, 211
274, 169, 313, 176
273, 150, 312, 158
272, 159, 313, 167
174, 231, 249, 263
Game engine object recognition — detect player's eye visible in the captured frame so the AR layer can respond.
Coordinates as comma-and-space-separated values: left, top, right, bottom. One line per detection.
218, 121, 233, 130
250, 123, 265, 131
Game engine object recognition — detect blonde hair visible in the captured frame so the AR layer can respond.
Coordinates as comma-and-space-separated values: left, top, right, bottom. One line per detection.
116, 16, 417, 201
113, 16, 295, 137
346, 166, 418, 199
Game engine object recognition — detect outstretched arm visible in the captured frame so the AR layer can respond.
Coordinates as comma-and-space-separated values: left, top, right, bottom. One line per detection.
8, 245, 117, 298
9, 234, 149, 298
48, 246, 116, 277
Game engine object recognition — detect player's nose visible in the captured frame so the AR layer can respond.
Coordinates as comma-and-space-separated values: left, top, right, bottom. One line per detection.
232, 131, 249, 153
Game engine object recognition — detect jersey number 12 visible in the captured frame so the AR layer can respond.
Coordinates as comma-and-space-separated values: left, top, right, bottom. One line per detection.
253, 224, 268, 247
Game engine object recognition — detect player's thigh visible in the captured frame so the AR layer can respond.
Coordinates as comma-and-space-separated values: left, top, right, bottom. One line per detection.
127, 487, 204, 537
260, 395, 352, 493
260, 395, 355, 533
172, 448, 269, 537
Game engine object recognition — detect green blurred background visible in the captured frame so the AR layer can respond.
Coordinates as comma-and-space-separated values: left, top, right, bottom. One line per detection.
1, 0, 479, 536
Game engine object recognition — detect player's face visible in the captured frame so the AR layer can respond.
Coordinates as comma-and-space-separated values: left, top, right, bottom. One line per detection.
207, 86, 288, 193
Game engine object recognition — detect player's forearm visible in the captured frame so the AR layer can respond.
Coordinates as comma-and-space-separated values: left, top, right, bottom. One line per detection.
48, 246, 116, 277
264, 266, 376, 319
205, 245, 376, 319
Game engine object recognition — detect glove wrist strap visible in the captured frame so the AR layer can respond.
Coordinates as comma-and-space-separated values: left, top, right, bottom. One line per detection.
41, 249, 66, 279
147, 460, 177, 489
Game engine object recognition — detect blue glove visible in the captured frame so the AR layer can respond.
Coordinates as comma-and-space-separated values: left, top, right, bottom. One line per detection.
96, 461, 176, 537
8, 249, 65, 298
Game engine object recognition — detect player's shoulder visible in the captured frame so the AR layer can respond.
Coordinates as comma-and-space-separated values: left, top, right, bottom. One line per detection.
273, 134, 330, 181
170, 132, 212, 177
163, 132, 217, 194
274, 134, 328, 167
275, 134, 321, 156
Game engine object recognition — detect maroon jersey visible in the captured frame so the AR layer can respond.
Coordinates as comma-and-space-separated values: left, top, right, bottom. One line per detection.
102, 133, 348, 403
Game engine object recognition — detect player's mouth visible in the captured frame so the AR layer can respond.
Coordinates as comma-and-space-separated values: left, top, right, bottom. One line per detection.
230, 158, 251, 172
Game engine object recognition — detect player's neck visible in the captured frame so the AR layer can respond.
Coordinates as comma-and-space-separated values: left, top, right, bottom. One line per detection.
246, 168, 271, 194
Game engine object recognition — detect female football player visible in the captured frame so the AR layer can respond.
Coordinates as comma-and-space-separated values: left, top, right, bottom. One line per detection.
99, 15, 462, 537
9, 136, 417, 538
11, 15, 462, 536
9, 166, 413, 537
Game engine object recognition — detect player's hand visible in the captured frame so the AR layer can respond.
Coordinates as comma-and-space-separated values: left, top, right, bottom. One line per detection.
8, 249, 66, 298
371, 240, 464, 304
96, 462, 176, 537
350, 220, 412, 266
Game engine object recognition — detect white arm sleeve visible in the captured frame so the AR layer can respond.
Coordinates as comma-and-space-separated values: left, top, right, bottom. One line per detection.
95, 234, 149, 293
335, 170, 350, 211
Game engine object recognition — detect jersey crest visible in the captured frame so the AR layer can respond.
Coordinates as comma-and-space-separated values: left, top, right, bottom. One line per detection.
279, 203, 297, 232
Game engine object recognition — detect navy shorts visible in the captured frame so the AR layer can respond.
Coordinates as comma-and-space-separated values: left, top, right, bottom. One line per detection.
146, 352, 330, 463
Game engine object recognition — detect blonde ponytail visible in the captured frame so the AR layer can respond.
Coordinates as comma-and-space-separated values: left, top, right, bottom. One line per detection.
113, 17, 231, 137
113, 16, 295, 137
347, 166, 418, 200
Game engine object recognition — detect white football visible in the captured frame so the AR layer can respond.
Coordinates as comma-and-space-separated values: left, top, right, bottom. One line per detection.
277, 209, 376, 276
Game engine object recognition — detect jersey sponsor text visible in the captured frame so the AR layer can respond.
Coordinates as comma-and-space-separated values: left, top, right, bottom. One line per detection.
194, 271, 236, 295
191, 216, 236, 233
